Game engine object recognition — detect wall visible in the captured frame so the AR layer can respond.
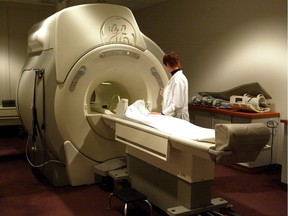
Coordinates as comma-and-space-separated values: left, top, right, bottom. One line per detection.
0, 2, 54, 102
135, 0, 287, 164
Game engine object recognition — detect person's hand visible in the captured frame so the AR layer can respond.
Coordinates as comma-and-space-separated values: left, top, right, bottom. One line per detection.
150, 112, 162, 115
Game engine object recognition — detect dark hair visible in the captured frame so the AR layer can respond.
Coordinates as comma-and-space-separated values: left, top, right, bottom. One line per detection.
163, 52, 181, 68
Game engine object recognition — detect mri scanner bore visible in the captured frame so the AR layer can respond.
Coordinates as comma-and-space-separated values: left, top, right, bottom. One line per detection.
16, 4, 271, 215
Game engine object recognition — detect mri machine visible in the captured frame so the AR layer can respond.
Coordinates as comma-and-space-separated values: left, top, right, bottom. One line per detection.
17, 4, 271, 215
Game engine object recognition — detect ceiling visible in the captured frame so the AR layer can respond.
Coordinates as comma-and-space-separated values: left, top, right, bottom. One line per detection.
2, 0, 167, 11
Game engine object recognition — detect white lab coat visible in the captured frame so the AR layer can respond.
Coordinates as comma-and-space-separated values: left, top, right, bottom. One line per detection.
162, 70, 190, 121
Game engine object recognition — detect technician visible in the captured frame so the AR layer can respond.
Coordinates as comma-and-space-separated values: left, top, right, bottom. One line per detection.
157, 51, 190, 121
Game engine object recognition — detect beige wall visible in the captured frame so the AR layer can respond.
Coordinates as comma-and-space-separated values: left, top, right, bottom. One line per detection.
0, 2, 54, 101
135, 0, 287, 164
135, 0, 286, 115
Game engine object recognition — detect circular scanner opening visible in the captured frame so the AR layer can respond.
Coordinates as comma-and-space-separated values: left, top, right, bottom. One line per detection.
89, 81, 130, 114
72, 45, 166, 119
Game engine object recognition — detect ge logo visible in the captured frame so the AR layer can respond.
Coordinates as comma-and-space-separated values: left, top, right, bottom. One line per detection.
101, 16, 136, 45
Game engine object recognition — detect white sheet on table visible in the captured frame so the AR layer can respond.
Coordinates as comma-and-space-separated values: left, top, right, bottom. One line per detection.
125, 100, 215, 142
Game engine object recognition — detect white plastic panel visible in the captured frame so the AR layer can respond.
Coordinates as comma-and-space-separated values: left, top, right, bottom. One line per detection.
116, 122, 170, 161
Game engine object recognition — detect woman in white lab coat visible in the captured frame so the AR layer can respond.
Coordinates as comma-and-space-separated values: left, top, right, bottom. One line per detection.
160, 52, 190, 121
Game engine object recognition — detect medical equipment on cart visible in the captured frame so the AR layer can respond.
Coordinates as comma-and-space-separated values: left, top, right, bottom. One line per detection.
230, 94, 270, 112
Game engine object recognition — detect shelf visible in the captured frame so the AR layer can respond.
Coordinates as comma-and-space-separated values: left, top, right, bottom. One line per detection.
189, 105, 280, 119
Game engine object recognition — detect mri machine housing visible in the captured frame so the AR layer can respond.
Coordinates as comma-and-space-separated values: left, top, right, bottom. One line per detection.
17, 4, 271, 215
17, 4, 169, 186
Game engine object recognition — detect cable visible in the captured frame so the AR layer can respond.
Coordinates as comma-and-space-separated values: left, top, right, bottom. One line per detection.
26, 68, 65, 168
25, 134, 65, 168
266, 119, 279, 165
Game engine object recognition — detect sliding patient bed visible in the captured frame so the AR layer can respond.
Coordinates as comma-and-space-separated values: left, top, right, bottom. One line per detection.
88, 99, 271, 215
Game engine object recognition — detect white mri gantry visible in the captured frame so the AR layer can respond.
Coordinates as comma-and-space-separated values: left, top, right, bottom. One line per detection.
16, 4, 271, 215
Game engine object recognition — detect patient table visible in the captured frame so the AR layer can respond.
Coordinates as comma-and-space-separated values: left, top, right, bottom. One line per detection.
90, 99, 271, 215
